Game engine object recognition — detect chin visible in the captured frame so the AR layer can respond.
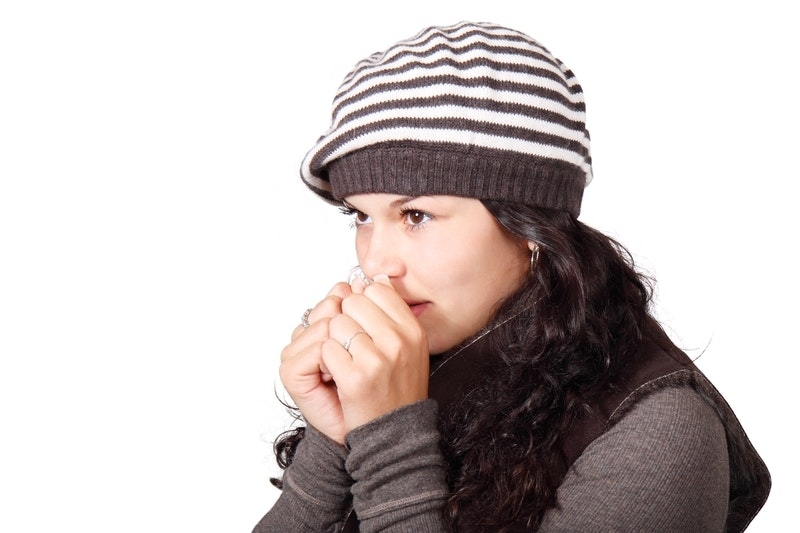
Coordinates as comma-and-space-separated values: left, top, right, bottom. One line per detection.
427, 337, 458, 356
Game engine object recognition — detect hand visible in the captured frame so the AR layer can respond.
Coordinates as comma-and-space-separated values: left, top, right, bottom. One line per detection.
322, 274, 430, 433
279, 282, 352, 444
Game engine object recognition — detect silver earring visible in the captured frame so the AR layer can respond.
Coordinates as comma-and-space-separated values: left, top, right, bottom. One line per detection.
530, 247, 540, 273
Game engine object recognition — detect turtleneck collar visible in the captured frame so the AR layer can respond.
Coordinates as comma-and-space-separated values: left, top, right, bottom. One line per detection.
428, 316, 515, 416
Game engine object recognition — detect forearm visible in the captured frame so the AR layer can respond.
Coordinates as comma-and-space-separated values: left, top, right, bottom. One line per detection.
346, 400, 449, 532
252, 425, 351, 533
254, 400, 451, 532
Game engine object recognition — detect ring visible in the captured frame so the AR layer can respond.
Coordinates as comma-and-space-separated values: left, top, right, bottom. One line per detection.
301, 308, 312, 329
342, 331, 369, 352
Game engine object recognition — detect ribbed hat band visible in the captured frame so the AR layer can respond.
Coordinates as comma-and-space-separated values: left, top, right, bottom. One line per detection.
300, 21, 592, 217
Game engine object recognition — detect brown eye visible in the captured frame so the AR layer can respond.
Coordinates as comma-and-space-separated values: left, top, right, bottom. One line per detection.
355, 210, 370, 224
402, 209, 432, 227
339, 203, 371, 227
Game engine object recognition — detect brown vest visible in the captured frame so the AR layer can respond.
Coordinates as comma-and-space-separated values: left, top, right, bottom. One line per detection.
557, 322, 771, 532
344, 320, 771, 532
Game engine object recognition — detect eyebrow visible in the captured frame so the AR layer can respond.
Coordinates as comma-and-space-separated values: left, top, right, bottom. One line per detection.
390, 196, 427, 208
344, 195, 431, 211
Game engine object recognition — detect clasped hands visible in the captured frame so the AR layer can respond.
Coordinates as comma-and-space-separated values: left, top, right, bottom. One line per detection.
279, 274, 430, 445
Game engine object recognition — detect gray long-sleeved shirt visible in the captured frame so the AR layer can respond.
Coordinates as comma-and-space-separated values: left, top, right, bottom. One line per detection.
253, 385, 729, 532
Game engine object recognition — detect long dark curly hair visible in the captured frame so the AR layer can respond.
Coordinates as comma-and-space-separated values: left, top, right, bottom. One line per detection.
271, 201, 655, 531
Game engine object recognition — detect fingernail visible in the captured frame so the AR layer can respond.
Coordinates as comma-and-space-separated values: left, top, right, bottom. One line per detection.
373, 274, 390, 284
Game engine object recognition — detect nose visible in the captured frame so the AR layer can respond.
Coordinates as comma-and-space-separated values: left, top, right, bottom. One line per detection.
357, 224, 404, 279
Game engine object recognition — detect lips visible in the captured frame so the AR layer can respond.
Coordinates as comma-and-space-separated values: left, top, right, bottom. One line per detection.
406, 301, 430, 317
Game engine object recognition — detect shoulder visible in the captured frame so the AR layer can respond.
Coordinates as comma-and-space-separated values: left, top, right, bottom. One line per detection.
585, 385, 729, 485
540, 386, 729, 532
609, 383, 726, 448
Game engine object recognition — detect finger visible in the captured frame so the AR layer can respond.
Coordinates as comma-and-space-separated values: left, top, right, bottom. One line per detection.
327, 281, 353, 300
348, 266, 372, 295
290, 281, 354, 342
283, 318, 331, 362
319, 358, 333, 382
279, 341, 328, 392
281, 340, 340, 392
344, 283, 415, 330
291, 318, 327, 342
290, 323, 306, 341
320, 337, 358, 384
327, 314, 373, 354
339, 288, 428, 371
299, 282, 352, 329
367, 275, 417, 322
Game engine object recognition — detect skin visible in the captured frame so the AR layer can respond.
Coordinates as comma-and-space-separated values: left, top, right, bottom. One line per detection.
280, 194, 532, 444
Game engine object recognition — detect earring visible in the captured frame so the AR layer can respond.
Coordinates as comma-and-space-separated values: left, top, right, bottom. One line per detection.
529, 245, 540, 273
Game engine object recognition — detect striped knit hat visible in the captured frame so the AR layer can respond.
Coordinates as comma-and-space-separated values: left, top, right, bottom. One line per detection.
300, 21, 592, 217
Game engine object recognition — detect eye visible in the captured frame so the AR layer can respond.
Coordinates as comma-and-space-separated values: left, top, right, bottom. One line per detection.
339, 205, 371, 226
401, 208, 432, 228
354, 210, 371, 225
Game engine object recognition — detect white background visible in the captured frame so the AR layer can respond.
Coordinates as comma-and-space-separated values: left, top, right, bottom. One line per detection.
1, 1, 796, 531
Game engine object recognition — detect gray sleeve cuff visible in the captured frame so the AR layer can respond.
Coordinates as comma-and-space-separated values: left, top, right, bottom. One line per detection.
345, 400, 449, 529
283, 424, 351, 511
253, 425, 352, 532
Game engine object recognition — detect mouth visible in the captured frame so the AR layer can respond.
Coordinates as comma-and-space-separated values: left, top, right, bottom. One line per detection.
406, 301, 430, 318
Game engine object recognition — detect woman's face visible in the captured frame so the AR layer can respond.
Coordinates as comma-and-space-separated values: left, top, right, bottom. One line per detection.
344, 193, 531, 354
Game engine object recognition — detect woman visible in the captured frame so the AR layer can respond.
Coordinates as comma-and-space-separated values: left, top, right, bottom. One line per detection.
253, 21, 770, 531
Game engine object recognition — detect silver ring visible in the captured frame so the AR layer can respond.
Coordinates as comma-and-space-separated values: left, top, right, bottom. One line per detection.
301, 308, 312, 329
342, 331, 369, 352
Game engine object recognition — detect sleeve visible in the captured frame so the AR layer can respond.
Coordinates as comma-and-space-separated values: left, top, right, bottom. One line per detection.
539, 386, 730, 533
252, 424, 352, 533
345, 399, 450, 532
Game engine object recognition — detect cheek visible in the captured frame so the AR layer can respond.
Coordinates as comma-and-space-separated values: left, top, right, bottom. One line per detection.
423, 247, 501, 312
354, 230, 369, 261
413, 241, 466, 284
452, 240, 529, 309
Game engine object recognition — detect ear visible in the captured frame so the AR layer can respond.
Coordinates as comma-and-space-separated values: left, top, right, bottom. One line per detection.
527, 241, 538, 252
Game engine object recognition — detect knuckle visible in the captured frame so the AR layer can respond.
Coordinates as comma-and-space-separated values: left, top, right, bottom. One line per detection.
327, 314, 351, 336
280, 344, 294, 362
321, 293, 344, 310
321, 337, 343, 356
340, 292, 364, 314
329, 281, 351, 297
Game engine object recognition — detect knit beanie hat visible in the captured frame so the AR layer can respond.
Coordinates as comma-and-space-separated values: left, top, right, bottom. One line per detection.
300, 21, 592, 217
